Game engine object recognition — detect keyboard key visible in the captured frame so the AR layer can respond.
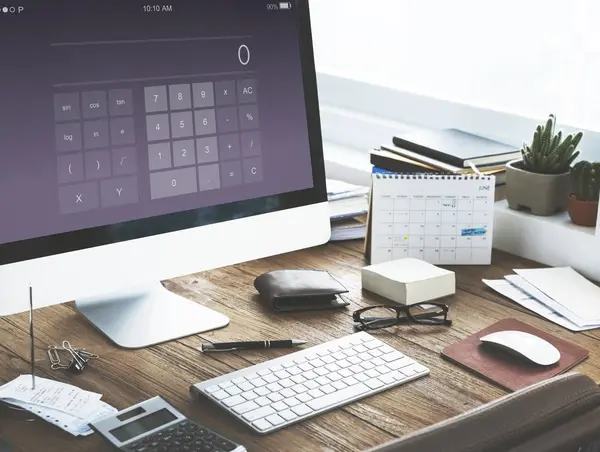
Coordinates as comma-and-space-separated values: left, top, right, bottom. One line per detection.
251, 377, 268, 387
317, 349, 329, 357
304, 380, 319, 390
328, 372, 343, 382
284, 397, 301, 407
287, 366, 302, 376
379, 373, 396, 385
309, 359, 326, 367
292, 403, 313, 416
223, 395, 245, 407
343, 349, 358, 357
265, 414, 285, 426
308, 389, 325, 398
339, 369, 353, 378
360, 362, 375, 370
328, 346, 341, 353
219, 382, 234, 389
271, 401, 287, 411
233, 401, 260, 415
358, 353, 372, 362
413, 364, 428, 373
255, 397, 271, 407
383, 351, 405, 362
225, 386, 242, 396
354, 345, 368, 353
263, 374, 278, 383
205, 386, 220, 393
391, 371, 406, 381
245, 373, 258, 381
343, 376, 359, 386
293, 358, 307, 365
332, 352, 346, 360
387, 358, 414, 370
212, 390, 230, 400
325, 363, 341, 372
365, 341, 382, 350
267, 393, 283, 402
298, 363, 313, 372
258, 369, 272, 377
279, 409, 298, 421
280, 389, 295, 398
292, 384, 309, 394
349, 365, 363, 374
339, 342, 353, 350
232, 377, 247, 385
321, 385, 336, 394
337, 359, 352, 368
275, 371, 291, 379
305, 354, 318, 360
297, 393, 313, 403
401, 366, 417, 376
238, 382, 254, 392
321, 355, 335, 364
303, 370, 318, 380
315, 376, 331, 386
315, 367, 329, 376
243, 406, 275, 422
379, 345, 397, 354
255, 387, 270, 396
266, 383, 283, 392
242, 391, 258, 401
291, 375, 307, 384
279, 379, 295, 388
332, 381, 347, 390
371, 358, 385, 367
369, 349, 384, 357
365, 369, 380, 378
307, 383, 370, 411
354, 373, 369, 382
365, 378, 384, 390
269, 365, 283, 373
282, 362, 295, 369
253, 419, 272, 432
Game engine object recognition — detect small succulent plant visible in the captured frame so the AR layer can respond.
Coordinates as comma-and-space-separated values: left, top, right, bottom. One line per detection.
571, 160, 600, 202
521, 114, 583, 174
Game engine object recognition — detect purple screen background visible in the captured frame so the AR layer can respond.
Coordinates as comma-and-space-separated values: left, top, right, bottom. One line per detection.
0, 0, 313, 246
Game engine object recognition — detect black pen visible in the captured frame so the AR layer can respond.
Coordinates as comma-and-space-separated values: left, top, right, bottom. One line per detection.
200, 340, 307, 352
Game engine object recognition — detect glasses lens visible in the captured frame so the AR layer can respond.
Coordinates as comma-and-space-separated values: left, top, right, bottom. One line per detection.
408, 304, 446, 324
358, 307, 404, 329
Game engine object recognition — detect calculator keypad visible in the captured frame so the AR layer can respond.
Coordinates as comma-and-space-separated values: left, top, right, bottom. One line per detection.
124, 420, 238, 452
54, 77, 262, 215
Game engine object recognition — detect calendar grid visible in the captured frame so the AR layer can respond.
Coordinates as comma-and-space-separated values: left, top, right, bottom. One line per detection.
370, 174, 495, 265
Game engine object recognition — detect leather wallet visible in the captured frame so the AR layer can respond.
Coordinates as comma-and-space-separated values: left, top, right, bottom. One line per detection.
254, 270, 349, 312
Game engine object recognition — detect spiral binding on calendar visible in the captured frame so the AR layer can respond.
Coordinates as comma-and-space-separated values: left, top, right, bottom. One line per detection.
374, 172, 492, 181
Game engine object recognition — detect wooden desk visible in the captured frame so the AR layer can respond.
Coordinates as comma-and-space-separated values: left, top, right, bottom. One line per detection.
1, 243, 598, 452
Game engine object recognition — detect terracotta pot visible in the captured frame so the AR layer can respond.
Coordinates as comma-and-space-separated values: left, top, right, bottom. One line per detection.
567, 194, 599, 227
505, 159, 570, 216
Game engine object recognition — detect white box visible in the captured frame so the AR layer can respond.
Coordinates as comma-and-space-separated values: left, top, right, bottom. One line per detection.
361, 258, 455, 305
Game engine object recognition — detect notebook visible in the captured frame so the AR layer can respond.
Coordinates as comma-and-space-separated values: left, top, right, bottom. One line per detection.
369, 171, 495, 265
392, 128, 520, 168
441, 318, 589, 392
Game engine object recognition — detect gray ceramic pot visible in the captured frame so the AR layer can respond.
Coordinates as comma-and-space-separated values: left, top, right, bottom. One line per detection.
505, 159, 570, 216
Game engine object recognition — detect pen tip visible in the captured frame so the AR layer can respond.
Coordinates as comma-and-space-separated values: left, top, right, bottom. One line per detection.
294, 340, 308, 346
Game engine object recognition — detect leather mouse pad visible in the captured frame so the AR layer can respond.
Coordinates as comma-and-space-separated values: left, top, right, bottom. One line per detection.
441, 318, 589, 392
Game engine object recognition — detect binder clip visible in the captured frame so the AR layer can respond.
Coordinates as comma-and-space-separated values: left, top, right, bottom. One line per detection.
47, 341, 99, 373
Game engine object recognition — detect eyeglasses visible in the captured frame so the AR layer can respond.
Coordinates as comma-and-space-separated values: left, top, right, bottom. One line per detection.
353, 302, 452, 331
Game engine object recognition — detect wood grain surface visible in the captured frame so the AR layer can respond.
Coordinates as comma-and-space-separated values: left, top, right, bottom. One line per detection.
0, 242, 598, 452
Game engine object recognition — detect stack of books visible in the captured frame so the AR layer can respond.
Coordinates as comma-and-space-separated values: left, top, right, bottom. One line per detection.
327, 179, 369, 242
370, 128, 520, 188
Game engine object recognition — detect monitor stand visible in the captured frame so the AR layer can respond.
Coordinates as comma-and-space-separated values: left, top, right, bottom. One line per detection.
74, 282, 230, 349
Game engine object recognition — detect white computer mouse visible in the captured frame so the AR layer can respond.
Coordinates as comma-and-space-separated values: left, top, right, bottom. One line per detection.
479, 330, 561, 366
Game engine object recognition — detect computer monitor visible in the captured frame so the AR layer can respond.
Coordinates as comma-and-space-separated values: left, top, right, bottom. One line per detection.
0, 0, 329, 348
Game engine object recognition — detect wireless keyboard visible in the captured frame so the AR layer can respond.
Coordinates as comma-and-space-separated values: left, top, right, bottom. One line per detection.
190, 332, 429, 434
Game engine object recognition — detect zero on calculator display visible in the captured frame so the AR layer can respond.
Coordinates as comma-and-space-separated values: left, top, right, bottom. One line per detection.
109, 408, 177, 442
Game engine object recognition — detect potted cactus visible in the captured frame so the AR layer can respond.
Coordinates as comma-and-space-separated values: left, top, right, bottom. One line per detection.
567, 161, 600, 227
505, 114, 583, 216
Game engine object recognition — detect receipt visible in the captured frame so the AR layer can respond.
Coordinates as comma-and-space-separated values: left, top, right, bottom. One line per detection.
0, 375, 102, 419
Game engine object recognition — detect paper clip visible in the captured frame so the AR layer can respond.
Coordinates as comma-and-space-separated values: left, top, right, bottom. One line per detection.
62, 341, 87, 373
47, 347, 69, 371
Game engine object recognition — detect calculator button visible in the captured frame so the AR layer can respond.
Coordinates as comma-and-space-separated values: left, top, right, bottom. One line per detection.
237, 79, 258, 104
215, 80, 236, 106
192, 82, 215, 108
218, 133, 240, 160
243, 157, 263, 184
83, 119, 110, 149
149, 167, 198, 200
194, 109, 216, 136
168, 83, 192, 110
55, 122, 82, 152
82, 90, 108, 118
112, 147, 137, 176
57, 153, 84, 184
241, 131, 261, 157
145, 86, 168, 113
196, 136, 219, 164
170, 111, 194, 139
197, 164, 221, 191
100, 176, 139, 208
108, 88, 134, 116
85, 150, 111, 180
148, 142, 172, 171
172, 139, 196, 167
146, 114, 171, 141
239, 104, 259, 130
220, 160, 242, 187
216, 106, 239, 133
54, 92, 80, 121
110, 117, 136, 146
58, 181, 99, 214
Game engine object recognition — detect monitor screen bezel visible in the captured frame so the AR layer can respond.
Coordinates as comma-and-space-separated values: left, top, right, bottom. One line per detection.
0, 0, 326, 267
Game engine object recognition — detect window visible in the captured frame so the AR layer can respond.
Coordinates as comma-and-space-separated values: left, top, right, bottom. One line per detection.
310, 0, 600, 132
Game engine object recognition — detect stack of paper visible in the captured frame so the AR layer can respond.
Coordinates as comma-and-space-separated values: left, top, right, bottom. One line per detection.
327, 179, 369, 241
0, 375, 117, 436
483, 267, 600, 332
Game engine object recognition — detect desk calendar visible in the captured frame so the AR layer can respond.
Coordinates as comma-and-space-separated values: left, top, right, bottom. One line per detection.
370, 173, 495, 265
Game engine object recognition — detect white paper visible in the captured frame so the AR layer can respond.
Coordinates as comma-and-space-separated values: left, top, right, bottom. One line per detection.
515, 267, 600, 322
482, 278, 593, 331
0, 375, 102, 419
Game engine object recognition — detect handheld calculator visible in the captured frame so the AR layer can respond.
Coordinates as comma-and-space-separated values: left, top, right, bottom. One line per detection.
89, 396, 246, 452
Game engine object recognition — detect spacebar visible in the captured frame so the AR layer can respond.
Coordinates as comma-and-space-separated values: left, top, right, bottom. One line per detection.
307, 383, 370, 411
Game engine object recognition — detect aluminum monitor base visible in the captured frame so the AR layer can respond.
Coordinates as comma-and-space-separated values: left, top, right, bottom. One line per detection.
74, 282, 229, 349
